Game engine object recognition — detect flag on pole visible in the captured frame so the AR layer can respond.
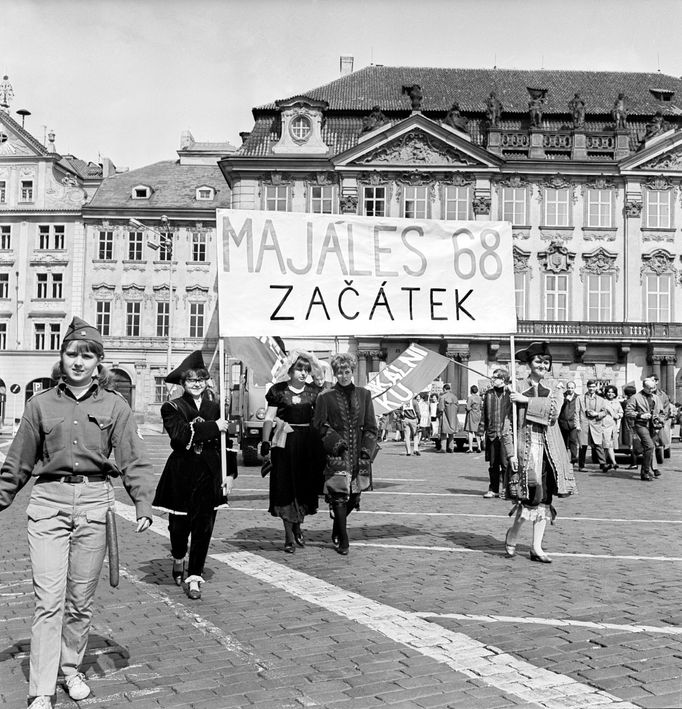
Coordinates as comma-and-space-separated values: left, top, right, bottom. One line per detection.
223, 336, 286, 384
365, 343, 451, 415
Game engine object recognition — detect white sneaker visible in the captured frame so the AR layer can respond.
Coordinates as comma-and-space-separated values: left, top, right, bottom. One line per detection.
28, 697, 51, 709
482, 490, 498, 498
65, 671, 91, 700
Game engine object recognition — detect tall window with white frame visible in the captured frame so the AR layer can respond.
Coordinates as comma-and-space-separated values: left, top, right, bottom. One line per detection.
189, 302, 204, 338
514, 272, 528, 319
363, 186, 386, 217
264, 185, 288, 211
191, 233, 206, 262
49, 323, 60, 350
0, 321, 6, 350
310, 185, 334, 214
501, 187, 527, 225
34, 323, 46, 350
0, 225, 9, 250
96, 301, 111, 336
544, 188, 570, 227
443, 185, 471, 220
0, 273, 8, 299
54, 226, 65, 250
20, 180, 33, 202
544, 273, 569, 321
98, 230, 114, 260
586, 189, 613, 228
644, 190, 672, 229
126, 302, 141, 336
154, 376, 169, 404
128, 231, 143, 261
36, 273, 48, 299
156, 301, 169, 337
645, 273, 673, 322
586, 274, 613, 321
38, 226, 50, 250
403, 186, 428, 219
0, 181, 6, 203
51, 273, 63, 299
158, 232, 172, 262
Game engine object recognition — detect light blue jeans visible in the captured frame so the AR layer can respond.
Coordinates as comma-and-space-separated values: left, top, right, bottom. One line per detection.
27, 478, 113, 697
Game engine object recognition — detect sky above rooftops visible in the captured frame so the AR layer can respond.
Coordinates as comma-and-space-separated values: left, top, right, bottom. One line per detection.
3, 0, 681, 170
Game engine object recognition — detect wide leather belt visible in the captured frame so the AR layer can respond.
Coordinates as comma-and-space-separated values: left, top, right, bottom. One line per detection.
36, 474, 109, 484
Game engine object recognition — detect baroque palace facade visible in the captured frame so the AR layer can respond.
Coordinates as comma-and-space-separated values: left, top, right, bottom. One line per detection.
219, 64, 682, 401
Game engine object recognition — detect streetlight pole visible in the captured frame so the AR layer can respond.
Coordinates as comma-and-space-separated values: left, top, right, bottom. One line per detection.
129, 216, 173, 373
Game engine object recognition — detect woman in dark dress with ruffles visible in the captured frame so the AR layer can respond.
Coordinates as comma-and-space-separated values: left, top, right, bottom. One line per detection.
153, 351, 237, 599
260, 350, 325, 553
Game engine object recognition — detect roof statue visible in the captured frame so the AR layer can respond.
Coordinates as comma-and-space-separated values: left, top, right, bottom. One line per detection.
612, 93, 628, 129
0, 75, 14, 113
403, 84, 424, 111
361, 105, 389, 133
528, 95, 545, 128
643, 110, 668, 142
568, 92, 586, 129
485, 91, 503, 127
443, 102, 469, 133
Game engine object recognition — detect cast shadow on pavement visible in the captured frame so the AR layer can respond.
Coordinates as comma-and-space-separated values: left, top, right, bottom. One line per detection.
0, 634, 130, 685
136, 557, 216, 586
442, 530, 510, 558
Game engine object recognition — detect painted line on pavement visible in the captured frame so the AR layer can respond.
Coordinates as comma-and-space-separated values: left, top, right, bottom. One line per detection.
114, 501, 269, 673
221, 506, 682, 525
115, 501, 636, 708
212, 549, 636, 709
415, 612, 682, 636
350, 541, 682, 562
55, 687, 164, 706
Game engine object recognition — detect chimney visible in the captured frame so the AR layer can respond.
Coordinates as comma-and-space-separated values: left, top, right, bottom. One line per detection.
239, 131, 251, 144
47, 130, 56, 153
340, 55, 354, 76
180, 129, 194, 150
100, 157, 116, 178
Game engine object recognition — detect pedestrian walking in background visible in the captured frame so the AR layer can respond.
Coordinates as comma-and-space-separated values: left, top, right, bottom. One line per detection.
578, 379, 607, 471
153, 351, 237, 598
504, 341, 577, 564
651, 374, 671, 467
393, 407, 405, 442
401, 398, 420, 455
429, 392, 441, 450
260, 350, 325, 554
625, 377, 665, 481
600, 384, 623, 471
313, 353, 378, 555
558, 381, 582, 465
415, 392, 431, 456
0, 317, 155, 708
620, 384, 640, 468
480, 369, 512, 498
438, 383, 458, 452
464, 385, 482, 453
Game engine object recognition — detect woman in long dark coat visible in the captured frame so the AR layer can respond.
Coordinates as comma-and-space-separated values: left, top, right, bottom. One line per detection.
261, 350, 325, 553
312, 353, 378, 555
153, 351, 237, 600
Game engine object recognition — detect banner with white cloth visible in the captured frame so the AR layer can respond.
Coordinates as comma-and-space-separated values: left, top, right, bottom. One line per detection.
366, 343, 451, 415
216, 209, 516, 337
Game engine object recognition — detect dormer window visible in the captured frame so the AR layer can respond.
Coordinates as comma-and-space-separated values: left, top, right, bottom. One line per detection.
650, 88, 675, 102
196, 186, 215, 201
132, 185, 151, 199
290, 115, 312, 143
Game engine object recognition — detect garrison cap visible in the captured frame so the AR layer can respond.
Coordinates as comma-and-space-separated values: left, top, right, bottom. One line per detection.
165, 350, 207, 384
63, 316, 103, 345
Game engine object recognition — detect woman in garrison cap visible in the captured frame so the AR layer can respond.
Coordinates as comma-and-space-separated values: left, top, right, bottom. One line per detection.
260, 349, 325, 553
153, 351, 237, 600
503, 341, 577, 564
0, 317, 155, 709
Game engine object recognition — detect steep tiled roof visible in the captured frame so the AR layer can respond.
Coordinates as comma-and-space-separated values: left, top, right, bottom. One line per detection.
258, 65, 682, 115
87, 161, 230, 210
240, 66, 677, 159
60, 155, 103, 179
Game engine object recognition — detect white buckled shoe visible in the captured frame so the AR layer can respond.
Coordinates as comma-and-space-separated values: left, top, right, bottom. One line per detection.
28, 697, 52, 709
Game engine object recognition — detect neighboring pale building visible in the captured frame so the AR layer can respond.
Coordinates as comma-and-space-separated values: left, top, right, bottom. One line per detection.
220, 62, 682, 399
82, 131, 236, 421
0, 76, 109, 423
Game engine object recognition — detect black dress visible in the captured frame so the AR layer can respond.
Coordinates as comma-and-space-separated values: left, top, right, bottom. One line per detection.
153, 392, 237, 515
266, 381, 324, 522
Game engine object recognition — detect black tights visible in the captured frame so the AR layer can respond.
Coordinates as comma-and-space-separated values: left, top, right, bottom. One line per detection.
169, 510, 217, 577
331, 493, 360, 550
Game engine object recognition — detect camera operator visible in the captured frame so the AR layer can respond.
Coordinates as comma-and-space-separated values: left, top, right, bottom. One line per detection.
625, 377, 665, 482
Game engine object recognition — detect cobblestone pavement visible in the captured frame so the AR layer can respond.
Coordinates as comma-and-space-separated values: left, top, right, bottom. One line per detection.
1, 432, 681, 708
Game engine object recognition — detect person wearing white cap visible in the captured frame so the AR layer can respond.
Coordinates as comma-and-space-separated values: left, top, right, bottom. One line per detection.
0, 316, 155, 708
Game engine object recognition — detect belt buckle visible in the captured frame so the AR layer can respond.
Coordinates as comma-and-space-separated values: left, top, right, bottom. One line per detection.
65, 475, 85, 483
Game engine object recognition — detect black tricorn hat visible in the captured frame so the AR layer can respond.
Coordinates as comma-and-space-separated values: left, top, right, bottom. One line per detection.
515, 340, 552, 363
165, 350, 207, 384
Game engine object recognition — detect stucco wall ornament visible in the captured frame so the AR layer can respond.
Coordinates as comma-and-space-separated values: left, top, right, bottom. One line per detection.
471, 195, 491, 215
340, 194, 358, 214
513, 247, 532, 274
644, 175, 674, 191
580, 248, 619, 282
495, 174, 529, 189
640, 249, 676, 281
643, 151, 682, 171
441, 172, 474, 187
538, 174, 577, 204
624, 200, 643, 218
583, 230, 617, 242
582, 176, 615, 193
512, 229, 531, 240
538, 241, 576, 273
358, 131, 475, 165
